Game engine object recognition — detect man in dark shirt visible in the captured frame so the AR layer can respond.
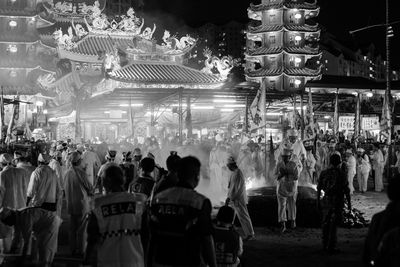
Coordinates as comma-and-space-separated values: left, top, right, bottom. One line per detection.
317, 153, 351, 254
153, 152, 181, 195
129, 157, 155, 198
148, 156, 217, 267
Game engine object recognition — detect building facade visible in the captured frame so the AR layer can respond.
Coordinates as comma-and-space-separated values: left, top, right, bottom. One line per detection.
320, 32, 390, 82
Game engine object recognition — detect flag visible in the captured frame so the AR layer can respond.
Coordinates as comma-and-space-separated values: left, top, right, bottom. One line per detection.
333, 90, 339, 136
354, 93, 361, 142
249, 81, 266, 132
304, 88, 318, 141
380, 91, 392, 144
5, 99, 17, 144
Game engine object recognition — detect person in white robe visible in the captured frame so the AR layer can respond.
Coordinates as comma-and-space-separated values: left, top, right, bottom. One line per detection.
370, 143, 384, 192
226, 156, 255, 240
345, 149, 357, 195
81, 144, 101, 186
356, 148, 371, 193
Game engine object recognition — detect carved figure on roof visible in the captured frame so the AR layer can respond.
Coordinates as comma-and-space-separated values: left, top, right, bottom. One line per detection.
162, 31, 196, 52
104, 46, 121, 74
72, 21, 88, 38
202, 47, 238, 79
140, 23, 156, 40
37, 73, 56, 90
119, 9, 144, 34
53, 27, 76, 50
54, 1, 73, 13
92, 13, 110, 30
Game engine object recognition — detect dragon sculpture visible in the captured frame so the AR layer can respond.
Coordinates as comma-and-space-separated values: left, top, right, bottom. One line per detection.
162, 30, 196, 52
201, 47, 238, 79
72, 21, 88, 39
53, 27, 76, 50
37, 73, 56, 90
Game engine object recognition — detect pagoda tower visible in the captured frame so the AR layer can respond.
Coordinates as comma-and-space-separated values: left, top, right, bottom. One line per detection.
0, 0, 57, 95
245, 0, 322, 92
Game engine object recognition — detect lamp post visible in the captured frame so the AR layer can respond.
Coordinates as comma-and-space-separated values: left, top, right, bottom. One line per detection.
350, 0, 395, 177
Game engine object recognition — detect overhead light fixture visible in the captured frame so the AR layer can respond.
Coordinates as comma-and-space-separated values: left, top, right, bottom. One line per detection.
119, 103, 143, 107
294, 13, 302, 19
294, 36, 302, 41
8, 44, 17, 53
36, 101, 44, 107
214, 95, 236, 98
366, 92, 373, 98
192, 106, 215, 110
9, 20, 17, 27
221, 108, 234, 112
295, 79, 302, 86
324, 115, 331, 119
213, 99, 237, 103
171, 104, 187, 107
223, 104, 245, 108
295, 57, 302, 63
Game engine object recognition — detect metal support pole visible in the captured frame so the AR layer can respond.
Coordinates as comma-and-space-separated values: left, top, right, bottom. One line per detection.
178, 88, 183, 145
186, 95, 192, 138
300, 93, 304, 140
386, 0, 393, 178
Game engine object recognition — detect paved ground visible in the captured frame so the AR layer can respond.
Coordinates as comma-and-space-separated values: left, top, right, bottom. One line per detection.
1, 191, 388, 266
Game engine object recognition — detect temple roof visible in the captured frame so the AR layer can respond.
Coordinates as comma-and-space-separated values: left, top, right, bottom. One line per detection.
70, 35, 133, 56
246, 67, 321, 77
0, 8, 37, 17
285, 24, 320, 32
249, 1, 318, 12
0, 59, 54, 71
109, 62, 225, 85
247, 24, 319, 34
245, 46, 321, 56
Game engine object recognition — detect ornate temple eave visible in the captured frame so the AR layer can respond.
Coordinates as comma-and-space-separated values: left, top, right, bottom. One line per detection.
245, 67, 322, 78
248, 1, 318, 13
245, 67, 284, 78
247, 24, 284, 34
58, 49, 101, 63
285, 24, 320, 33
108, 62, 226, 87
245, 47, 322, 57
247, 24, 320, 36
0, 65, 55, 74
115, 81, 226, 90
245, 47, 284, 57
284, 67, 322, 77
0, 9, 37, 17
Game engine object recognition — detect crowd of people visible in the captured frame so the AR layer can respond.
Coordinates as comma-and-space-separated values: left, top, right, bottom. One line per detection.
0, 129, 398, 266
0, 137, 254, 267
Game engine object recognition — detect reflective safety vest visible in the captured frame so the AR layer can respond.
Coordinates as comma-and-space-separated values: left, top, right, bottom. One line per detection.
213, 225, 240, 267
149, 187, 209, 267
130, 175, 155, 198
92, 192, 146, 267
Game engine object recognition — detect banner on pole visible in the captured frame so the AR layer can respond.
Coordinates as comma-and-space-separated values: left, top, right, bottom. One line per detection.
249, 81, 266, 132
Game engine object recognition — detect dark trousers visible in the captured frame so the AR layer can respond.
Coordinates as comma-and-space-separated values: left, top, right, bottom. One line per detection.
321, 207, 341, 250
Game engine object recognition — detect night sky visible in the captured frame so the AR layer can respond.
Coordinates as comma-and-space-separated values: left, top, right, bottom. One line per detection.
141, 0, 400, 69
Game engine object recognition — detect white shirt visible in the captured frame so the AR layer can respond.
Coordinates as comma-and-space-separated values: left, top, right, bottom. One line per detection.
371, 149, 385, 169
81, 150, 101, 185
27, 165, 60, 206
346, 155, 357, 174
